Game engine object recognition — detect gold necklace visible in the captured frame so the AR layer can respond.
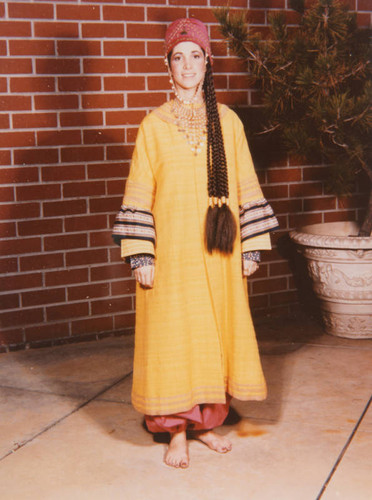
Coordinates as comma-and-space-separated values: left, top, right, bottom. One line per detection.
171, 98, 207, 156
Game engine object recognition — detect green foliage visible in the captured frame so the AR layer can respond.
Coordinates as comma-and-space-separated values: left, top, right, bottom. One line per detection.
215, 0, 372, 206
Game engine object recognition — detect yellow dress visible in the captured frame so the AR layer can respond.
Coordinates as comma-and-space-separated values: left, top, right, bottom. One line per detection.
113, 101, 278, 416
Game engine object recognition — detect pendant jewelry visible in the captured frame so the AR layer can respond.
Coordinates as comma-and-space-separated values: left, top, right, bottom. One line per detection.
171, 98, 207, 156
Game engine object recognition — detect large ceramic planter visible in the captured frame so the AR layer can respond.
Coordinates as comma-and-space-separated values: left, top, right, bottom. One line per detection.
290, 221, 372, 339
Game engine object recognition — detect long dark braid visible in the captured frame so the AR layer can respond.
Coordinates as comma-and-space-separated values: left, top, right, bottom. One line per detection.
203, 60, 236, 254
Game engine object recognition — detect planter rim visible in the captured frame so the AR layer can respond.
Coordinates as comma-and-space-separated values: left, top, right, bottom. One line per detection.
289, 221, 372, 250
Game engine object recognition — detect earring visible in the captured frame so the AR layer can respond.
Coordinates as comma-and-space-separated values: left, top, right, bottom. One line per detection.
169, 73, 178, 96
165, 58, 179, 99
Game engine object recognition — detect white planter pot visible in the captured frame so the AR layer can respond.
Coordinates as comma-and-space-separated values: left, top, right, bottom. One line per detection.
290, 221, 372, 339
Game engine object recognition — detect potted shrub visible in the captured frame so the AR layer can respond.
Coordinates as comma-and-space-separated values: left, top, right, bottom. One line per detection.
216, 0, 372, 338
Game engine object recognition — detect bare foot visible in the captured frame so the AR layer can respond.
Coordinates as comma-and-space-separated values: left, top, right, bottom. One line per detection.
192, 430, 232, 453
164, 430, 189, 469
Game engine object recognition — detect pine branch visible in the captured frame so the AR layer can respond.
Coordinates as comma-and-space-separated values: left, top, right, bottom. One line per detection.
215, 0, 372, 234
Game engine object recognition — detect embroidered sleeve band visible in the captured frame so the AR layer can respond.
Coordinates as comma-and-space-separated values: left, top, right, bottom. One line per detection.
242, 251, 261, 263
240, 198, 279, 242
129, 254, 155, 270
112, 205, 156, 247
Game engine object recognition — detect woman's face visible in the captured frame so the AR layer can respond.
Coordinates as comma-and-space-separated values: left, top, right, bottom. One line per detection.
169, 41, 206, 93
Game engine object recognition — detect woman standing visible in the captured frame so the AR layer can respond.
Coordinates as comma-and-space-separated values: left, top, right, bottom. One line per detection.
113, 18, 279, 468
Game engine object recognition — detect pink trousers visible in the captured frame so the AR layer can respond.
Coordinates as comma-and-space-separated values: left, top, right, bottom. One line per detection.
145, 395, 232, 434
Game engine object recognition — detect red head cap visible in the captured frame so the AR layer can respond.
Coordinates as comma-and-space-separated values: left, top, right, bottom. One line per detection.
165, 18, 212, 63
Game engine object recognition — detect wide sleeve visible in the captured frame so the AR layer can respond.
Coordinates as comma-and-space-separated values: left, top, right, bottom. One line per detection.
233, 115, 279, 252
112, 118, 157, 260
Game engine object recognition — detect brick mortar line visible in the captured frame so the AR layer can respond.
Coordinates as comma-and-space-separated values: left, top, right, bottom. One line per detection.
0, 370, 133, 462
2, 327, 135, 349
0, 289, 136, 299
0, 258, 291, 270
0, 293, 136, 303
1, 285, 294, 296
0, 262, 131, 271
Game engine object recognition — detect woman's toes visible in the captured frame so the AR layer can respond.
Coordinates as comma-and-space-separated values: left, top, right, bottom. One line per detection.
164, 430, 189, 468
192, 430, 232, 454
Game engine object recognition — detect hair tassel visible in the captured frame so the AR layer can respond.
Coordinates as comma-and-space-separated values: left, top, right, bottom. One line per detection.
205, 205, 219, 253
215, 203, 237, 254
205, 199, 237, 255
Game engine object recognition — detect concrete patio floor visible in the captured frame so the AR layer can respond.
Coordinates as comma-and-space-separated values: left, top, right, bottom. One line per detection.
0, 315, 371, 500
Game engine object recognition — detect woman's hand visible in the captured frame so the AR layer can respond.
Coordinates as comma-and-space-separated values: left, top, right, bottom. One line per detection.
243, 259, 259, 277
134, 265, 155, 288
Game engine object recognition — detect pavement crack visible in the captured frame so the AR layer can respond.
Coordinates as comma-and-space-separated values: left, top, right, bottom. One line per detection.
316, 394, 372, 499
0, 371, 133, 462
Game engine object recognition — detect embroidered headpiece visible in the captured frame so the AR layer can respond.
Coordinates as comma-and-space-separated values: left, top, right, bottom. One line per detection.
164, 18, 212, 62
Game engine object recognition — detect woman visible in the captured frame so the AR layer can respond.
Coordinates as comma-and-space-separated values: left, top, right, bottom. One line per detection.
113, 18, 279, 469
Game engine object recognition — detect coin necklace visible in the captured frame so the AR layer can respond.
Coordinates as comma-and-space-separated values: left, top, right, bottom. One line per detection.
171, 98, 207, 156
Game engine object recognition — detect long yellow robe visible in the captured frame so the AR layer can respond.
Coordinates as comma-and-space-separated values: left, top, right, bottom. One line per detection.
119, 101, 276, 416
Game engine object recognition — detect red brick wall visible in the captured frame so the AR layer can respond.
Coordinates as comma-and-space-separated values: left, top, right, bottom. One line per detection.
1, 1, 371, 351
